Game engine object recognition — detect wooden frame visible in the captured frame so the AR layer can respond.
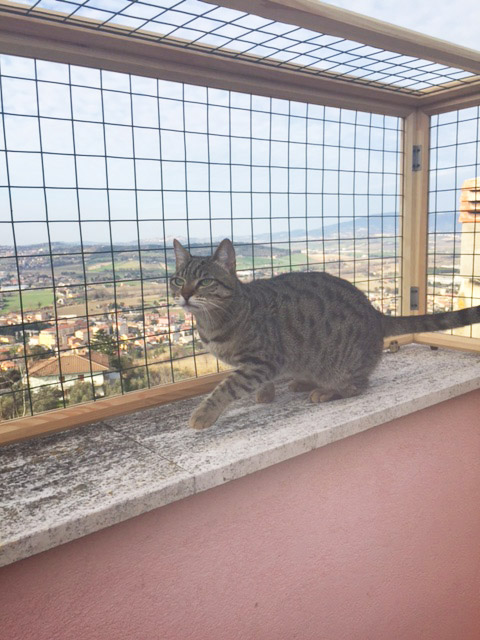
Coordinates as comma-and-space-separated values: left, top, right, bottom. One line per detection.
401, 110, 430, 316
419, 84, 480, 116
0, 12, 416, 117
219, 1, 480, 115
414, 333, 480, 353
220, 0, 480, 75
0, 0, 479, 445
1, 1, 480, 115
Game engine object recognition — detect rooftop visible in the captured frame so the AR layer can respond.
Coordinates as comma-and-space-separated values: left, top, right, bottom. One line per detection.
27, 352, 110, 375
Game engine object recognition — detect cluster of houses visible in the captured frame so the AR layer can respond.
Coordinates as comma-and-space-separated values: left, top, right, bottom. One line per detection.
0, 309, 195, 393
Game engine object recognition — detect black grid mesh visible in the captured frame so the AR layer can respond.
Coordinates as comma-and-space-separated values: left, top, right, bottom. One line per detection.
0, 0, 477, 95
428, 106, 480, 338
0, 53, 402, 420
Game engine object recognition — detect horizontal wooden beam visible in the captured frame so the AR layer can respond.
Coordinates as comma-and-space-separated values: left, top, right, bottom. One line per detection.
0, 12, 416, 116
414, 332, 480, 353
417, 79, 480, 115
0, 372, 228, 446
1, 2, 479, 118
219, 0, 480, 75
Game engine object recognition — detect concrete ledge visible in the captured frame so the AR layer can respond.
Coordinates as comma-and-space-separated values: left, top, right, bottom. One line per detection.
1, 344, 480, 568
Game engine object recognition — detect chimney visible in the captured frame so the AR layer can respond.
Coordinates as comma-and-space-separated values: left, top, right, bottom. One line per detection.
455, 177, 480, 337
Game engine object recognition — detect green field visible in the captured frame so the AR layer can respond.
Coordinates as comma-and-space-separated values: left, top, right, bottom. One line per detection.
88, 260, 167, 274
89, 260, 138, 272
236, 252, 311, 271
0, 289, 55, 313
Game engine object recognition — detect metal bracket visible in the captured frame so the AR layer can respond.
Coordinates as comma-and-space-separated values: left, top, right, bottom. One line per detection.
388, 340, 400, 353
412, 145, 421, 171
410, 286, 419, 310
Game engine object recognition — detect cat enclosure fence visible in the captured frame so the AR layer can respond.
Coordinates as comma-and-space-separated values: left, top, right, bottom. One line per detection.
0, 0, 479, 445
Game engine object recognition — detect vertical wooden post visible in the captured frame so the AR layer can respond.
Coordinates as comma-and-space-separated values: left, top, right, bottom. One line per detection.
401, 110, 430, 316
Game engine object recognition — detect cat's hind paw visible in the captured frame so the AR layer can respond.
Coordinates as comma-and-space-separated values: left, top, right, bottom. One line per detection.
309, 384, 361, 404
309, 389, 336, 403
255, 382, 275, 403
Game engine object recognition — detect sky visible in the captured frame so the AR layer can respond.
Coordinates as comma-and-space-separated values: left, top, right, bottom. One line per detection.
322, 0, 480, 51
0, 55, 404, 248
0, 0, 479, 249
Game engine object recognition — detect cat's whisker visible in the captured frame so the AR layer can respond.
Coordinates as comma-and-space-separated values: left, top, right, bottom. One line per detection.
194, 302, 214, 327
202, 299, 236, 320
206, 304, 229, 328
194, 300, 223, 330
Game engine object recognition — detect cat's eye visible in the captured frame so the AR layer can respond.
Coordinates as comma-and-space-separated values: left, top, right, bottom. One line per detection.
198, 278, 215, 287
170, 276, 185, 287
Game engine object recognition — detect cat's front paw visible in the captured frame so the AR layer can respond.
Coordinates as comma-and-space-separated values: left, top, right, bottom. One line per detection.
189, 402, 220, 430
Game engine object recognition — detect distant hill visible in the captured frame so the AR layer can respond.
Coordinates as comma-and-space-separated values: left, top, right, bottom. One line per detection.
256, 216, 397, 243
259, 211, 461, 243
0, 211, 462, 256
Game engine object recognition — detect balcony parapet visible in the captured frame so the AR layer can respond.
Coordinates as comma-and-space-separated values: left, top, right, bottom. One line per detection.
1, 345, 480, 568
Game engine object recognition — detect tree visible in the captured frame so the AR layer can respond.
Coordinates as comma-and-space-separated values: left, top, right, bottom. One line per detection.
0, 381, 62, 420
122, 366, 148, 392
0, 393, 16, 420
0, 368, 21, 391
104, 379, 122, 397
31, 386, 62, 413
90, 329, 118, 358
0, 361, 30, 419
127, 344, 143, 359
29, 345, 55, 361
67, 381, 95, 406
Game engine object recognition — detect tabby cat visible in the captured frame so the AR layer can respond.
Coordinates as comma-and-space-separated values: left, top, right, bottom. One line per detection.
171, 238, 480, 430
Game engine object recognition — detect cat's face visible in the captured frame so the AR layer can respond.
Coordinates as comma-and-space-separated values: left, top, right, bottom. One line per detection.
170, 239, 238, 315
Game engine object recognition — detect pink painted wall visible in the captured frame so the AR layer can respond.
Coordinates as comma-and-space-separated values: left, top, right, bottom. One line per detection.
2, 389, 480, 640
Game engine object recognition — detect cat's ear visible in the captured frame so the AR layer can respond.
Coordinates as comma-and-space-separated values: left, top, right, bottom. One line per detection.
173, 239, 191, 269
212, 238, 236, 275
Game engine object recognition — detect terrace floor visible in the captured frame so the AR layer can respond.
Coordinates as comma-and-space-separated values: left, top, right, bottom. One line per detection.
1, 343, 480, 568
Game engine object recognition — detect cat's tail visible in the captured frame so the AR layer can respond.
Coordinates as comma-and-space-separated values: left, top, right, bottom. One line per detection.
382, 305, 480, 337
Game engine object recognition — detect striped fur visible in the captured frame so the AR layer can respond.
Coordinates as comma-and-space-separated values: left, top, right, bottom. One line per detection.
171, 239, 480, 430
382, 307, 480, 336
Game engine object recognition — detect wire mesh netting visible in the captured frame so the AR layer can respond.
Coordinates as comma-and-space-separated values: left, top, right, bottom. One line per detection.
428, 106, 480, 338
0, 0, 477, 95
0, 53, 402, 420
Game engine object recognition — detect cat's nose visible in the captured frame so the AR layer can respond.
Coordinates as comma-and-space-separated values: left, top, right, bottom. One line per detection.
181, 287, 195, 302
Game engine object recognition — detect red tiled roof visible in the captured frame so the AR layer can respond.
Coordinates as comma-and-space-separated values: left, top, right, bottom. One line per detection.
89, 352, 110, 367
28, 353, 109, 376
